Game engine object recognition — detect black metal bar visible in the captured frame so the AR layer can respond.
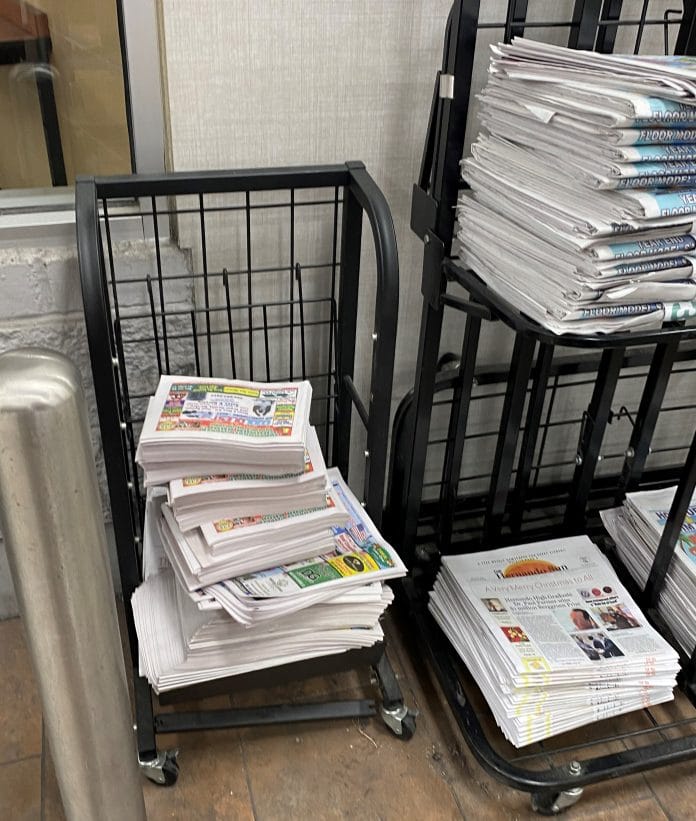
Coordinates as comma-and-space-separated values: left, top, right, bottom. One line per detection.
504, 0, 529, 42
595, 0, 623, 53
134, 674, 157, 760
644, 425, 696, 607
262, 304, 271, 381
373, 650, 405, 710
150, 196, 170, 372
145, 275, 163, 375
484, 335, 536, 542
348, 165, 400, 523
75, 179, 142, 665
296, 264, 307, 380
511, 343, 553, 534
290, 189, 295, 379
85, 164, 350, 199
568, 0, 603, 48
433, 0, 482, 249
332, 185, 362, 474
634, 0, 651, 52
199, 194, 213, 375
343, 375, 369, 429
34, 64, 67, 186
245, 191, 254, 380
399, 299, 445, 562
676, 0, 696, 54
325, 187, 340, 454
615, 339, 680, 503
222, 269, 237, 378
440, 292, 492, 320
191, 311, 201, 376
439, 315, 481, 553
102, 200, 120, 323
155, 700, 377, 733
564, 347, 625, 532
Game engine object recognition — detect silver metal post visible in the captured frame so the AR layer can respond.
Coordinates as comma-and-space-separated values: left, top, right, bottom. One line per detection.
0, 348, 146, 821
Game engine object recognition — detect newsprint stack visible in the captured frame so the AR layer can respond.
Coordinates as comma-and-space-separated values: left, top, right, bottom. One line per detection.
429, 537, 679, 747
132, 375, 406, 693
602, 487, 696, 655
459, 38, 696, 334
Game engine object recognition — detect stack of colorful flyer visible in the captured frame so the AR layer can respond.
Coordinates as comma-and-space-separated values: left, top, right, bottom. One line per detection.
132, 398, 407, 691
601, 486, 696, 654
428, 536, 679, 747
136, 376, 313, 483
459, 37, 696, 334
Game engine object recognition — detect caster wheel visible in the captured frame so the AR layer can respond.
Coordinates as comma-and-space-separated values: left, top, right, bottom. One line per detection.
399, 713, 417, 741
531, 787, 583, 815
139, 749, 180, 787
380, 703, 417, 741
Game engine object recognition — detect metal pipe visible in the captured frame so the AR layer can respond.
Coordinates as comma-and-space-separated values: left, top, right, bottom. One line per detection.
0, 348, 146, 821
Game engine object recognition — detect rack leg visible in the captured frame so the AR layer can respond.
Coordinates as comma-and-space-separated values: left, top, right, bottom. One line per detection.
134, 673, 179, 786
439, 315, 481, 552
511, 343, 553, 535
484, 334, 536, 543
644, 423, 696, 608
564, 347, 624, 533
400, 298, 445, 564
615, 339, 679, 504
372, 649, 417, 741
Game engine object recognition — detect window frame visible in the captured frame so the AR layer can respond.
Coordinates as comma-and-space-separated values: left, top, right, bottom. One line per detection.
0, 0, 165, 246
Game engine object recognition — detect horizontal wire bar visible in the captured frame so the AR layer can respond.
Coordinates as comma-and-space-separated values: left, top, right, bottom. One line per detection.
108, 261, 340, 287
478, 17, 681, 30
99, 198, 344, 220
121, 318, 332, 344
127, 371, 337, 400
119, 296, 332, 323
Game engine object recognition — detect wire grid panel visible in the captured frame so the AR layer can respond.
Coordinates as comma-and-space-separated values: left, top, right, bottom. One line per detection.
98, 184, 344, 536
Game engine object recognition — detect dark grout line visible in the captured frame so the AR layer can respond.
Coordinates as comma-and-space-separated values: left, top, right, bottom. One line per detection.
0, 752, 42, 769
238, 738, 259, 821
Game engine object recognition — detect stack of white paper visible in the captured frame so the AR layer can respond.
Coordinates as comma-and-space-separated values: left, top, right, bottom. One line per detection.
601, 486, 696, 654
132, 469, 407, 692
167, 426, 329, 530
459, 37, 696, 334
429, 536, 679, 747
158, 484, 349, 588
136, 376, 312, 483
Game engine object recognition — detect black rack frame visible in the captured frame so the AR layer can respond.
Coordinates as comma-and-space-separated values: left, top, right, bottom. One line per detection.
389, 0, 696, 811
76, 161, 413, 782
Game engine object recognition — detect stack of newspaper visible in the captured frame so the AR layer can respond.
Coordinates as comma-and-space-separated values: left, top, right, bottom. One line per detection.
167, 426, 328, 530
601, 486, 696, 654
137, 376, 313, 483
133, 468, 407, 692
429, 536, 679, 747
459, 38, 696, 334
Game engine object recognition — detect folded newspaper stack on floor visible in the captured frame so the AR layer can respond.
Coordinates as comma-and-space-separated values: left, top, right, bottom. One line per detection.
601, 487, 696, 654
132, 470, 407, 692
136, 376, 312, 483
459, 37, 696, 334
429, 536, 679, 747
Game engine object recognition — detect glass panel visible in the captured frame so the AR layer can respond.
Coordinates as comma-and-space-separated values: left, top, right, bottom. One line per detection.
0, 0, 130, 189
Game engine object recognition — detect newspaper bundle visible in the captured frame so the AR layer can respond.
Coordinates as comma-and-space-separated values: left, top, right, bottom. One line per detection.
601, 486, 696, 654
132, 468, 406, 691
429, 536, 679, 747
136, 375, 313, 483
167, 426, 329, 530
459, 38, 696, 334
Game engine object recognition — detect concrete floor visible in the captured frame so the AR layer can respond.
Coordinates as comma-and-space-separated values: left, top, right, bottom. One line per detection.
2, 612, 696, 820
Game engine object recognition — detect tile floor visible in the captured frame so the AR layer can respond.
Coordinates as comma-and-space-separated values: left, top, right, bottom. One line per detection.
2, 612, 695, 820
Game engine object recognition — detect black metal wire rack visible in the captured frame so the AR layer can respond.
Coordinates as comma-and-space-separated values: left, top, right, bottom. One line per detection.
75, 162, 415, 786
388, 1, 696, 814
